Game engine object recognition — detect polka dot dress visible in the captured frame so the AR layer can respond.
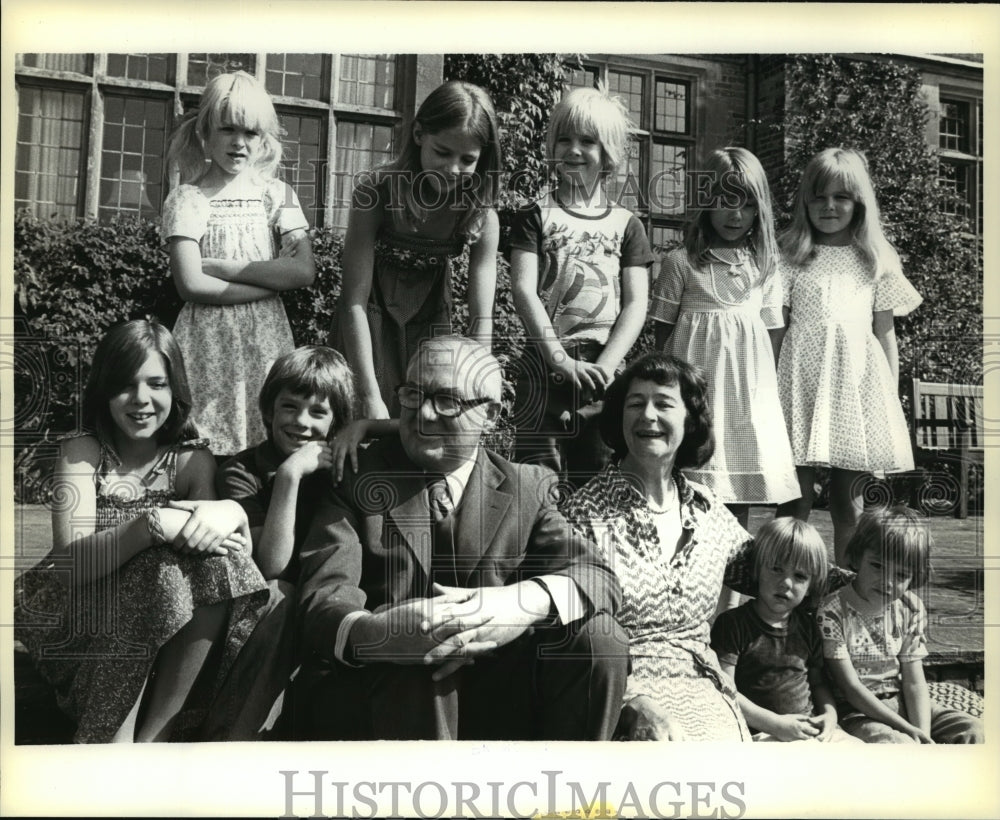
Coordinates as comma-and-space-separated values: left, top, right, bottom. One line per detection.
778, 245, 922, 472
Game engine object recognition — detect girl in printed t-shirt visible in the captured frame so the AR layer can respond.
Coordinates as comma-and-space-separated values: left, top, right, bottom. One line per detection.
509, 86, 653, 490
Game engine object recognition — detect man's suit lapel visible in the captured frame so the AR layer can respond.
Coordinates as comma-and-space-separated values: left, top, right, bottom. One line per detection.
454, 449, 512, 586
379, 442, 434, 582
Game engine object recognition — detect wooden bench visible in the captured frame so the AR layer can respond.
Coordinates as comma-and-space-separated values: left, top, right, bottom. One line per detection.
907, 378, 984, 518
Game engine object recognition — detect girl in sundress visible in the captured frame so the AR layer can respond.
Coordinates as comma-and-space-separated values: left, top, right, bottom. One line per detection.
15, 320, 268, 742
163, 71, 316, 458
331, 80, 502, 419
651, 147, 799, 531
776, 148, 922, 564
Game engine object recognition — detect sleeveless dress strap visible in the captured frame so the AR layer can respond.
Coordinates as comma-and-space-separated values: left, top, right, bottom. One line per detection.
156, 437, 210, 490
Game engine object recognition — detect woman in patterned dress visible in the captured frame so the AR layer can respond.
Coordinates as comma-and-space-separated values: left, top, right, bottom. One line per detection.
562, 352, 755, 741
16, 320, 268, 742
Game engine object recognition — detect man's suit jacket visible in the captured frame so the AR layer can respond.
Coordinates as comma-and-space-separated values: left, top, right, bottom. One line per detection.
297, 437, 620, 664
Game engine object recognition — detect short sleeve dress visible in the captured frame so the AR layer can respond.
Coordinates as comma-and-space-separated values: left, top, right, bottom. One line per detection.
15, 437, 269, 743
778, 245, 922, 472
163, 178, 308, 456
330, 173, 468, 417
562, 465, 754, 741
650, 247, 799, 504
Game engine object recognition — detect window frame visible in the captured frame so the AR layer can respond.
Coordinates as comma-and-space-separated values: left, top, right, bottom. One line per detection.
936, 91, 982, 239
14, 52, 413, 228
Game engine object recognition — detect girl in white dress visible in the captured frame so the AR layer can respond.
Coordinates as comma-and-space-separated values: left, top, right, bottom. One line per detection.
163, 71, 316, 458
651, 147, 799, 531
776, 148, 921, 564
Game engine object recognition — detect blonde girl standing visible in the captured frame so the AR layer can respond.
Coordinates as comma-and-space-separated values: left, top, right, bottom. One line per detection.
332, 80, 502, 420
509, 86, 653, 488
164, 71, 316, 458
651, 147, 798, 529
776, 148, 921, 563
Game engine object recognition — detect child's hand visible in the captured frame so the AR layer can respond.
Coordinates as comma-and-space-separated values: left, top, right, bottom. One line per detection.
330, 421, 370, 483
770, 713, 821, 741
165, 499, 249, 556
614, 695, 687, 741
548, 355, 612, 397
809, 713, 837, 742
279, 234, 306, 258
201, 258, 240, 281
156, 506, 245, 556
903, 724, 935, 744
281, 440, 333, 480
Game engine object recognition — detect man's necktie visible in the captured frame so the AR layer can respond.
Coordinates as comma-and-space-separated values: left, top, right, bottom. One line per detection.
427, 476, 455, 522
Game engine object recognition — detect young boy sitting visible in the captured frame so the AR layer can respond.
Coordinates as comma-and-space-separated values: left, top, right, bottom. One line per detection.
711, 518, 857, 742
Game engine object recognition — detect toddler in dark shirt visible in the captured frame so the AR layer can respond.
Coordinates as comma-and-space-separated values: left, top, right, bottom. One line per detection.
711, 517, 857, 742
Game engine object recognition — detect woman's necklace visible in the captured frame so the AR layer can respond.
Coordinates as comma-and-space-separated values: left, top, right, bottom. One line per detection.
646, 477, 679, 514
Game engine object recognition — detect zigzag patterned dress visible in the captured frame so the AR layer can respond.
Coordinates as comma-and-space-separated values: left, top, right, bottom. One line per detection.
563, 465, 753, 741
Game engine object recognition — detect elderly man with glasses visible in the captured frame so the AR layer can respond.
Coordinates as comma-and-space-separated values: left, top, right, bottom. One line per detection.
292, 335, 627, 740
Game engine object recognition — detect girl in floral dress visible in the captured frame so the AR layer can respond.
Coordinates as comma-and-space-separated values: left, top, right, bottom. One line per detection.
164, 71, 316, 458
16, 320, 267, 742
332, 80, 502, 419
651, 147, 798, 530
776, 148, 922, 564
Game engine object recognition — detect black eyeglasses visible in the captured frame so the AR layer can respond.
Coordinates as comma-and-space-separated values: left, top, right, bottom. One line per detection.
396, 384, 493, 418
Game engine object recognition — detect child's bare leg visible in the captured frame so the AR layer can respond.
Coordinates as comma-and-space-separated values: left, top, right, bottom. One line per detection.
135, 601, 227, 742
111, 678, 147, 743
776, 467, 815, 521
829, 468, 868, 566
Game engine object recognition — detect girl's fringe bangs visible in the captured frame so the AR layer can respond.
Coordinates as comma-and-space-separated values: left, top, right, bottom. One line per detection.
208, 85, 279, 135
809, 162, 863, 201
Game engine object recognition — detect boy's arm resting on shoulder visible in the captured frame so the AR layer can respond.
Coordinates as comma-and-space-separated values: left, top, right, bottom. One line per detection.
466, 208, 499, 342
169, 237, 274, 305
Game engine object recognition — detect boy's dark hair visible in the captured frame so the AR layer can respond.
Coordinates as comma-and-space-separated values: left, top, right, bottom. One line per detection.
259, 346, 356, 434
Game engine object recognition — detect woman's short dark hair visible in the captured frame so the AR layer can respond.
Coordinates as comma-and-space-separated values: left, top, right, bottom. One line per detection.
599, 352, 714, 468
83, 319, 195, 445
